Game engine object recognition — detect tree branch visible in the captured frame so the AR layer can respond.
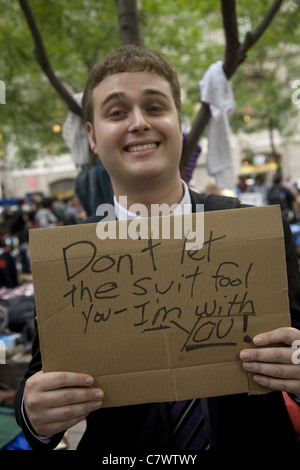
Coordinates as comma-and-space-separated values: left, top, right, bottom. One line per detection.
179, 103, 210, 176
180, 0, 283, 178
115, 0, 144, 46
18, 0, 82, 116
221, 0, 240, 79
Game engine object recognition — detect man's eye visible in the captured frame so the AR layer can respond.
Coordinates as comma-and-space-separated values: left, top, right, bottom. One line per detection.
109, 110, 126, 118
147, 106, 162, 113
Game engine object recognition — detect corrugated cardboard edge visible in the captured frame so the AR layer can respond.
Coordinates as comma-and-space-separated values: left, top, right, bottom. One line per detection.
91, 362, 269, 408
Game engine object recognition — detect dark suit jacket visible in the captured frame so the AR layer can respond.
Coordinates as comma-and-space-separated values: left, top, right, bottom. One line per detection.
14, 190, 300, 450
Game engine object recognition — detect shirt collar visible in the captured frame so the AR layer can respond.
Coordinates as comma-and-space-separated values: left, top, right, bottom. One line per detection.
114, 179, 192, 221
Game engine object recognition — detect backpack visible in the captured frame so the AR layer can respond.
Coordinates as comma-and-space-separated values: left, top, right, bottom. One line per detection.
268, 185, 286, 207
267, 185, 295, 222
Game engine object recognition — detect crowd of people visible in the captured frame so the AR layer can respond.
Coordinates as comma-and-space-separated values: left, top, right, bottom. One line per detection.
1, 172, 300, 287
236, 172, 300, 224
0, 194, 86, 283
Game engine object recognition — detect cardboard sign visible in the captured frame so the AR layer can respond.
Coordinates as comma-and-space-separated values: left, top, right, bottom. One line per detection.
29, 205, 290, 407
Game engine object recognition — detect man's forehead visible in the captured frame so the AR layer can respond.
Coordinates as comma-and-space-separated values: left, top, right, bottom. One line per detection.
93, 71, 173, 103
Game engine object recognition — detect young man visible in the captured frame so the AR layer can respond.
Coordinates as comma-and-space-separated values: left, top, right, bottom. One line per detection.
15, 45, 300, 450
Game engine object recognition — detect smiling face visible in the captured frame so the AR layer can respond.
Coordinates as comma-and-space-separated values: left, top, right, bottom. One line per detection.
86, 71, 183, 201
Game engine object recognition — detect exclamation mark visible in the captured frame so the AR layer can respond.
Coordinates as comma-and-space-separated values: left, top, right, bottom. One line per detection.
243, 315, 251, 343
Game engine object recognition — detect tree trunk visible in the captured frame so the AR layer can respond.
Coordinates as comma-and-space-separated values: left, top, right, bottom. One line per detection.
268, 118, 281, 167
115, 0, 144, 46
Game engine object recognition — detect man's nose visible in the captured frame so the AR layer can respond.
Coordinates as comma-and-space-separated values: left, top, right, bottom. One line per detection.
128, 108, 151, 132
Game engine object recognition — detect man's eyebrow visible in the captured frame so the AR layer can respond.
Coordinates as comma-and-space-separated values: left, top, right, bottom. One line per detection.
100, 89, 170, 109
101, 92, 125, 109
143, 89, 169, 100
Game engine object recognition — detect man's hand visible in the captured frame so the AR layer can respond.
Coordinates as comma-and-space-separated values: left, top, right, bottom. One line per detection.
240, 327, 300, 396
24, 371, 104, 437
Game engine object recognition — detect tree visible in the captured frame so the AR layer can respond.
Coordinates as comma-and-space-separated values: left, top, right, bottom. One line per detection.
229, 0, 300, 163
0, 0, 120, 165
180, 0, 290, 173
1, 0, 298, 175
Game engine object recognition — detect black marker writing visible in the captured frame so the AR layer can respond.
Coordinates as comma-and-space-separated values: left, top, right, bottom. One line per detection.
61, 231, 256, 349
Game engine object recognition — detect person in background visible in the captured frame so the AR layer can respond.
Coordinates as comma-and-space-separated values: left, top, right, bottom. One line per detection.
245, 173, 269, 206
268, 173, 298, 223
33, 197, 58, 228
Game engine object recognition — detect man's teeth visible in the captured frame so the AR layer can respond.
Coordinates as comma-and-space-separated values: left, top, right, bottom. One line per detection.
127, 143, 157, 152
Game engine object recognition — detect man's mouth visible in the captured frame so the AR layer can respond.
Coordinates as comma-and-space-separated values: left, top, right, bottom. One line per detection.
126, 142, 158, 152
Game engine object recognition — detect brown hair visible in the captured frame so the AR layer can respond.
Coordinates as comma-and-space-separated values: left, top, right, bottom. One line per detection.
82, 44, 181, 123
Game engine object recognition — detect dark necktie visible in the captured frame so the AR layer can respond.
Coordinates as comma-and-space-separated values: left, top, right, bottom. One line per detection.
170, 399, 210, 450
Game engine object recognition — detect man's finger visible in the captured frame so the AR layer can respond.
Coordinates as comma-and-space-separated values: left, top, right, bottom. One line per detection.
31, 371, 95, 391
252, 375, 300, 395
240, 346, 292, 364
42, 386, 104, 408
253, 327, 300, 347
242, 361, 300, 380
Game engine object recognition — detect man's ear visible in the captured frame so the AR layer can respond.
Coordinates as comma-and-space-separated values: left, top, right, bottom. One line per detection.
86, 122, 98, 154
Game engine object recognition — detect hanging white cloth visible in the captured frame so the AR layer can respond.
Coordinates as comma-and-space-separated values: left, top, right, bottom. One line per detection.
62, 92, 90, 166
199, 61, 235, 189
